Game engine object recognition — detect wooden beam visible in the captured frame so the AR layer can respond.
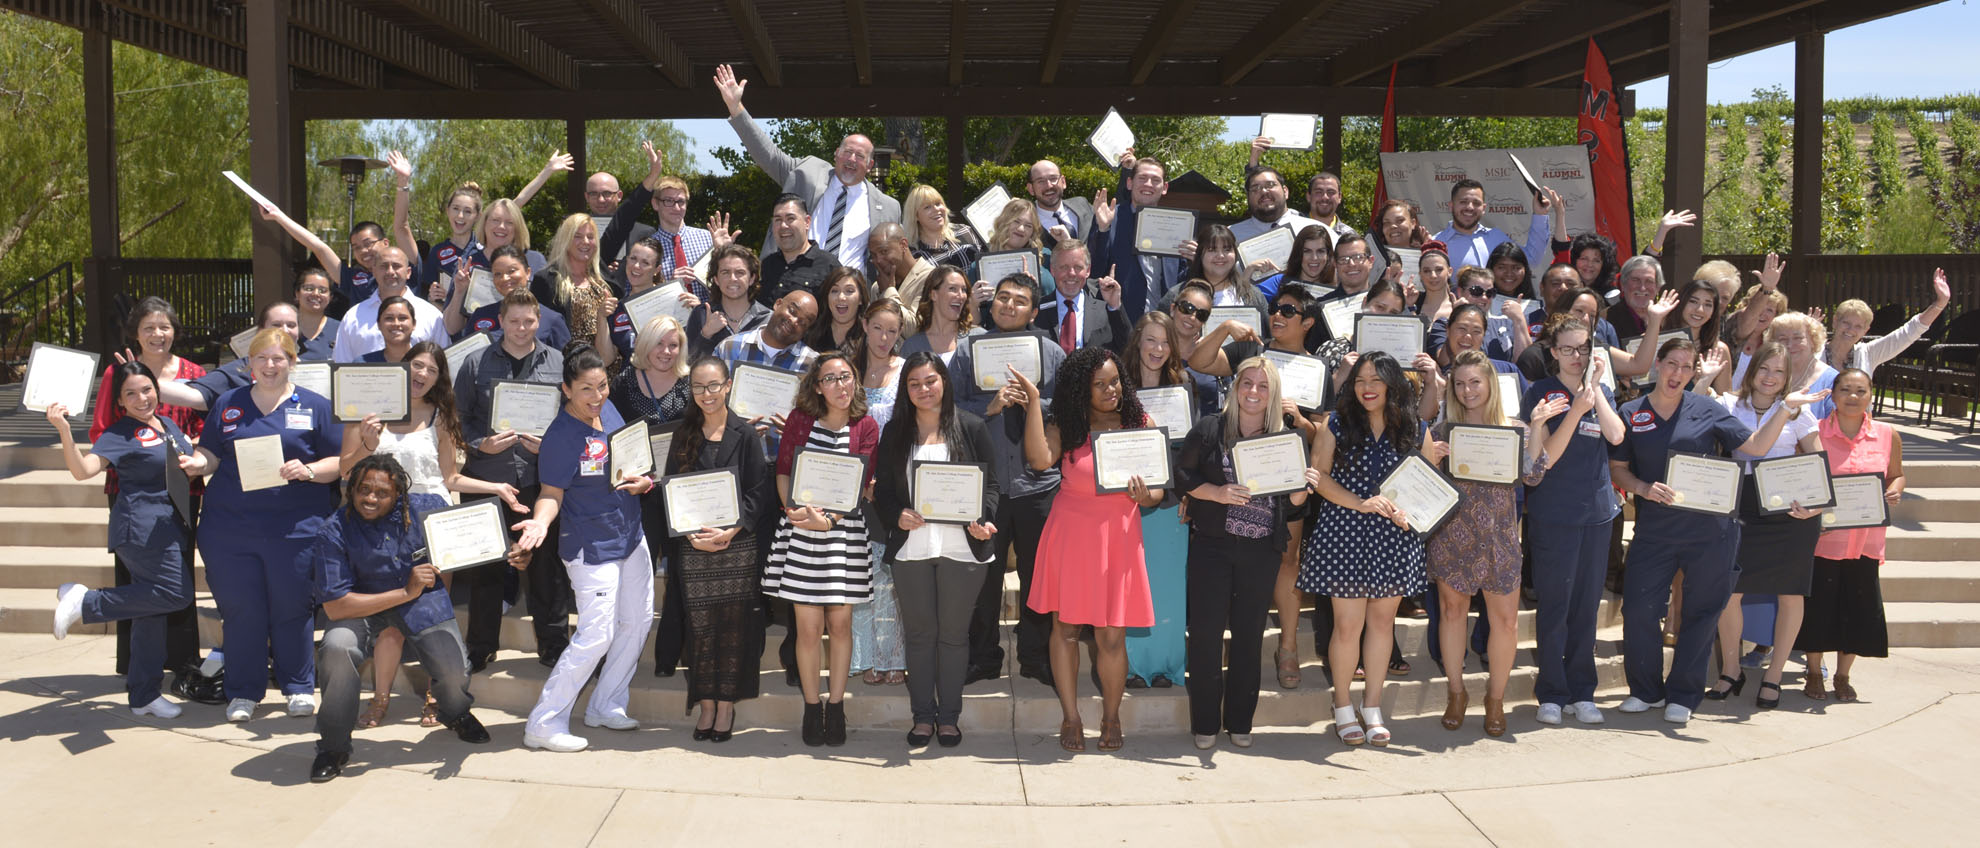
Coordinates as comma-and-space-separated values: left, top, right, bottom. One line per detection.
1522, 0, 1824, 87
83, 27, 122, 355
846, 0, 873, 85
1604, 0, 1942, 86
947, 112, 967, 197
96, 1, 380, 88
399, 0, 579, 89
1662, 0, 1708, 279
723, 0, 782, 87
289, 0, 475, 90
1322, 113, 1342, 175
1129, 0, 1198, 85
1430, 1, 1665, 86
0, 0, 238, 75
1218, 0, 1343, 86
574, 0, 691, 87
949, 0, 966, 86
1039, 0, 1079, 84
1328, 0, 1538, 86
246, 0, 297, 312
1790, 31, 1824, 259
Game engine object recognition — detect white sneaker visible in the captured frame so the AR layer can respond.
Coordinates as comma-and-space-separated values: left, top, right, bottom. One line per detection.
1193, 734, 1216, 750
1535, 703, 1564, 725
1618, 696, 1665, 713
1569, 701, 1606, 724
226, 698, 256, 722
132, 696, 182, 718
524, 731, 589, 752
1227, 733, 1253, 749
52, 583, 87, 639
582, 712, 638, 731
1663, 703, 1694, 724
286, 693, 316, 717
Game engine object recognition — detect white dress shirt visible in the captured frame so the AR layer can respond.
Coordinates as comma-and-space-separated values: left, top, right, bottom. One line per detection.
811, 178, 873, 270
333, 291, 450, 363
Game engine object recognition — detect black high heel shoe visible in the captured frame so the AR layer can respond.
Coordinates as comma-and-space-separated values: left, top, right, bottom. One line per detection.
711, 707, 735, 743
1704, 672, 1746, 701
1756, 680, 1782, 710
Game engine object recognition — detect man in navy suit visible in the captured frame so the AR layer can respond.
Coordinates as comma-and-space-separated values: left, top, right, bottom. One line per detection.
1094, 154, 1187, 323
1033, 239, 1131, 355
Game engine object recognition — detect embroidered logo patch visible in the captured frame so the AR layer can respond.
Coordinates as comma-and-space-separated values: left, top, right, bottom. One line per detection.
221, 407, 243, 422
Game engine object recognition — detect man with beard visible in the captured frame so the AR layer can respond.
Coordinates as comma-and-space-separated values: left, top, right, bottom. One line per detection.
1026, 159, 1094, 248
1229, 166, 1320, 244
1433, 178, 1554, 273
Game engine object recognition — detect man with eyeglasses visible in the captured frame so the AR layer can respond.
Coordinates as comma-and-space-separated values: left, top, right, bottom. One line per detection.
1230, 166, 1320, 245
592, 144, 715, 300
716, 64, 901, 275
1026, 160, 1093, 249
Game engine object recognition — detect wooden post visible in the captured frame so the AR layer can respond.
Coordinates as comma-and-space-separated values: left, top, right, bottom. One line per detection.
946, 113, 967, 199
82, 28, 120, 354
1322, 112, 1343, 176
566, 119, 587, 214
1661, 0, 1709, 280
1791, 32, 1825, 291
246, 0, 296, 312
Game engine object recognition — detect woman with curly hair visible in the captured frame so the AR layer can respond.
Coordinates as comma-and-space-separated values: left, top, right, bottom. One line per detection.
1012, 346, 1165, 753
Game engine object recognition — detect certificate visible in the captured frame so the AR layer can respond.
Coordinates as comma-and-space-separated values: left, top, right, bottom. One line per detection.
421, 500, 512, 572
228, 327, 257, 360
911, 461, 987, 524
1236, 226, 1294, 273
332, 363, 411, 423
727, 362, 802, 420
1377, 454, 1462, 536
1134, 207, 1197, 256
442, 331, 490, 368
1258, 113, 1318, 150
1625, 331, 1689, 386
1354, 313, 1426, 361
623, 281, 696, 332
976, 249, 1041, 287
1488, 294, 1531, 323
1090, 427, 1173, 494
1446, 424, 1524, 485
648, 421, 681, 473
1496, 373, 1522, 421
461, 267, 499, 312
489, 379, 561, 437
163, 438, 193, 526
1136, 385, 1196, 442
967, 332, 1043, 390
1662, 451, 1740, 516
1290, 281, 1337, 301
1593, 347, 1618, 393
1230, 430, 1308, 497
661, 469, 741, 537
1752, 451, 1835, 513
221, 169, 277, 210
1262, 349, 1328, 411
233, 433, 287, 492
20, 343, 99, 414
1823, 473, 1890, 530
963, 182, 1012, 238
1319, 292, 1367, 338
1390, 247, 1421, 291
290, 362, 332, 399
789, 448, 869, 514
1208, 306, 1264, 340
1509, 152, 1542, 196
1088, 106, 1135, 167
608, 418, 653, 484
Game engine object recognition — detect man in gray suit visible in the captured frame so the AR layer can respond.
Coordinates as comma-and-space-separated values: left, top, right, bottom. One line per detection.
715, 64, 901, 276
1025, 159, 1093, 249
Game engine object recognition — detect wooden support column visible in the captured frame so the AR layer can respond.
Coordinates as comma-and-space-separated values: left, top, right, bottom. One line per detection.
1661, 0, 1709, 279
1322, 112, 1343, 176
82, 28, 121, 354
946, 113, 966, 198
1791, 32, 1824, 267
566, 119, 587, 213
247, 0, 297, 311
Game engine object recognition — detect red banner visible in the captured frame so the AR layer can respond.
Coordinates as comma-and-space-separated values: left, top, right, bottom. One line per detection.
1369, 63, 1398, 234
1578, 38, 1635, 258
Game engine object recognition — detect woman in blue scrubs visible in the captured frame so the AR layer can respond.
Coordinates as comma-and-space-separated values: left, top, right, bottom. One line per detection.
509, 344, 656, 753
177, 329, 343, 722
1608, 337, 1826, 724
46, 361, 196, 718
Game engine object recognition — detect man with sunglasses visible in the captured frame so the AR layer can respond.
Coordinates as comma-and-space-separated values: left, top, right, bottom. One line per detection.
1427, 266, 1532, 362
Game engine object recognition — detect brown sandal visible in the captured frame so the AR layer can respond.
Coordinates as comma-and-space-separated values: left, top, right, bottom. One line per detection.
357, 693, 389, 728
1098, 718, 1124, 752
1803, 674, 1829, 701
419, 693, 441, 728
1441, 688, 1468, 731
861, 669, 885, 686
884, 670, 906, 686
1833, 674, 1858, 702
1483, 697, 1507, 737
1059, 719, 1085, 752
1275, 648, 1301, 689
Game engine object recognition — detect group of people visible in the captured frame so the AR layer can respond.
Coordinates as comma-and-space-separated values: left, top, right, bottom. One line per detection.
43, 64, 1951, 780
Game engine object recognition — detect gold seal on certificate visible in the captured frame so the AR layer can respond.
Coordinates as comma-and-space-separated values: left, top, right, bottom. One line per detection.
607, 418, 652, 484
20, 343, 100, 414
233, 433, 288, 492
332, 363, 411, 423
1752, 451, 1835, 514
421, 500, 512, 572
1662, 451, 1740, 515
1261, 349, 1328, 411
727, 362, 802, 420
1377, 454, 1462, 536
1135, 385, 1196, 442
1207, 306, 1265, 339
1823, 473, 1889, 529
1091, 427, 1172, 494
1354, 313, 1426, 361
967, 332, 1043, 391
1230, 430, 1308, 497
790, 449, 870, 514
1446, 424, 1524, 485
1319, 292, 1367, 339
662, 468, 742, 537
489, 379, 561, 437
911, 461, 987, 524
1236, 226, 1295, 272
290, 362, 332, 399
1134, 207, 1197, 256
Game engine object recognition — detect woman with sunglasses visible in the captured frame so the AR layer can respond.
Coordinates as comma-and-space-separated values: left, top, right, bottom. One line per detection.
1433, 266, 1532, 363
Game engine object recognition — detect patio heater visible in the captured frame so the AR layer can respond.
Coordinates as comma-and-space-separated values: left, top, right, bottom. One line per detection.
873, 147, 895, 184
317, 155, 386, 261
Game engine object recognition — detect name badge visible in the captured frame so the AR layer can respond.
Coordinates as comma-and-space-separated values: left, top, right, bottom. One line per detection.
285, 410, 313, 430
1577, 419, 1604, 438
579, 437, 606, 477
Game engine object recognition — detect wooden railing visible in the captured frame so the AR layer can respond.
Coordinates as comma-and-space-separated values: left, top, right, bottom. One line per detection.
1700, 254, 1979, 313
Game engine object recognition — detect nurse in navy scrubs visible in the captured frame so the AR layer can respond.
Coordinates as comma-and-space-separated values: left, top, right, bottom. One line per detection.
46, 361, 197, 718
1608, 337, 1826, 724
508, 344, 656, 753
176, 328, 343, 722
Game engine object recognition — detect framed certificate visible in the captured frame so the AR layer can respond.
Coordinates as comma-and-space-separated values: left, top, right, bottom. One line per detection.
727, 362, 801, 420
789, 448, 870, 514
963, 182, 1013, 238
1390, 247, 1421, 291
421, 500, 512, 572
662, 468, 742, 537
1091, 427, 1173, 494
1752, 451, 1835, 514
1509, 152, 1542, 196
1446, 424, 1524, 485
1136, 385, 1196, 442
1377, 454, 1462, 536
163, 438, 193, 526
1496, 373, 1522, 421
1230, 430, 1309, 497
442, 331, 490, 368
607, 418, 653, 484
1236, 226, 1294, 272
1208, 306, 1265, 340
1089, 106, 1134, 167
1134, 207, 1197, 256
489, 379, 561, 437
623, 282, 695, 332
290, 361, 333, 399
648, 420, 681, 473
1262, 349, 1328, 411
911, 461, 987, 524
976, 249, 1041, 287
331, 363, 411, 422
966, 332, 1043, 390
20, 343, 100, 414
228, 327, 257, 360
1319, 292, 1367, 338
233, 433, 287, 492
1823, 473, 1890, 530
1662, 451, 1741, 516
1257, 113, 1318, 150
1354, 313, 1426, 361
462, 267, 500, 312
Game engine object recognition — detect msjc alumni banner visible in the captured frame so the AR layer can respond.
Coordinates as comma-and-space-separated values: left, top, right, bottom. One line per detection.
1378, 146, 1599, 245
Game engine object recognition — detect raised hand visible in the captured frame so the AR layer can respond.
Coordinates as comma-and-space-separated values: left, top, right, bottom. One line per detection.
1530, 395, 1570, 423
713, 64, 748, 113
1249, 136, 1272, 166
1696, 344, 1729, 386
707, 211, 739, 249
1933, 267, 1952, 305
1657, 209, 1698, 238
1647, 288, 1680, 323
387, 150, 412, 185
1753, 252, 1784, 292
1007, 365, 1041, 407
1118, 148, 1137, 170
1784, 388, 1831, 411
642, 139, 664, 179
1096, 275, 1122, 309
542, 152, 575, 175
1541, 186, 1564, 216
1092, 188, 1117, 232
44, 402, 70, 427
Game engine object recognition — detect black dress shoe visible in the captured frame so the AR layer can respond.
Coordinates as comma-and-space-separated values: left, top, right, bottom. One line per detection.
309, 751, 348, 783
937, 727, 962, 748
448, 712, 491, 743
801, 701, 826, 747
692, 726, 714, 741
469, 652, 494, 675
654, 667, 677, 678
823, 700, 848, 746
710, 715, 734, 743
964, 665, 1000, 685
906, 725, 933, 747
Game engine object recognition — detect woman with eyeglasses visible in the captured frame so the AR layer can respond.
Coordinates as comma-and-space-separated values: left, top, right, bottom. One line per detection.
293, 269, 342, 361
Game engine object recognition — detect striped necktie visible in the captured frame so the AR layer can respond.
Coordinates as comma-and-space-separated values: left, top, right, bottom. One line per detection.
823, 185, 850, 254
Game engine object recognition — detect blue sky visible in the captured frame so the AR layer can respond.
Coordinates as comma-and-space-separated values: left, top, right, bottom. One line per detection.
669, 1, 1978, 173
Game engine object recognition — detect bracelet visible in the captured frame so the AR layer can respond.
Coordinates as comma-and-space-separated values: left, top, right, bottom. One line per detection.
304, 465, 317, 481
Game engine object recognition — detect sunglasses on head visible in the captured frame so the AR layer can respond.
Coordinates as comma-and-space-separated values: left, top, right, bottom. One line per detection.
1173, 303, 1211, 321
1464, 285, 1491, 298
1270, 304, 1303, 318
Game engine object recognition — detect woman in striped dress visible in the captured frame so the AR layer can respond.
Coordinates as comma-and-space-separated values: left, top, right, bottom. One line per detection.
765, 352, 881, 746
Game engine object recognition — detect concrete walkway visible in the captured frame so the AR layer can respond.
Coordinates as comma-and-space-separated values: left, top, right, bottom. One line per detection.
3, 633, 1976, 845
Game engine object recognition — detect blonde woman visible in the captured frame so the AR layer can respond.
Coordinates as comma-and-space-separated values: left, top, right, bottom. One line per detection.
474, 196, 546, 276
904, 184, 983, 270
1823, 268, 1952, 376
609, 315, 695, 678
972, 198, 1057, 304
531, 213, 618, 356
1729, 312, 1838, 418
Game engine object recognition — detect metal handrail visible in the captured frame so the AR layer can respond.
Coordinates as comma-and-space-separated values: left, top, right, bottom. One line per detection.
0, 262, 81, 374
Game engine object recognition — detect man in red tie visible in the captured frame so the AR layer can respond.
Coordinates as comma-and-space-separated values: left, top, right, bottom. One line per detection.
1035, 239, 1131, 355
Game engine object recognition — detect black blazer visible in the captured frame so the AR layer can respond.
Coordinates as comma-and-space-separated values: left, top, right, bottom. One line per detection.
870, 411, 1001, 564
1033, 284, 1132, 354
1174, 413, 1297, 553
663, 413, 775, 537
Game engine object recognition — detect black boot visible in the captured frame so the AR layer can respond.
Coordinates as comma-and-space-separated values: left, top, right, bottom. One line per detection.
823, 700, 847, 746
309, 751, 348, 783
801, 701, 826, 747
448, 711, 492, 743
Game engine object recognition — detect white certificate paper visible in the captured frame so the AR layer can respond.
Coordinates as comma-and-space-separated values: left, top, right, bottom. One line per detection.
1497, 373, 1522, 421
422, 500, 511, 572
911, 461, 986, 524
20, 343, 100, 414
462, 267, 499, 312
1230, 430, 1308, 497
790, 448, 869, 514
1663, 451, 1740, 516
1823, 473, 1889, 530
1236, 226, 1295, 273
1134, 207, 1197, 256
1378, 454, 1461, 535
1627, 330, 1690, 386
967, 332, 1043, 390
1752, 451, 1835, 513
1208, 306, 1265, 341
663, 468, 741, 536
624, 281, 695, 333
1320, 292, 1367, 339
1355, 313, 1426, 361
727, 362, 801, 420
976, 249, 1041, 288
1089, 107, 1135, 167
234, 433, 287, 492
963, 183, 1012, 238
290, 362, 332, 399
1136, 385, 1196, 442
649, 421, 680, 473
1446, 424, 1524, 485
1262, 349, 1328, 411
228, 327, 257, 360
1390, 247, 1422, 291
332, 363, 411, 422
1258, 113, 1318, 150
608, 418, 653, 484
489, 380, 561, 437
442, 331, 491, 368
1091, 427, 1173, 494
221, 169, 277, 210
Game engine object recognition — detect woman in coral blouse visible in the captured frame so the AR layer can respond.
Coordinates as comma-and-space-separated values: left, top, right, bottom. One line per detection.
1796, 368, 1903, 704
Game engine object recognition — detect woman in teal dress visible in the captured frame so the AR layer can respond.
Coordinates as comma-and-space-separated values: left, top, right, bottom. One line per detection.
1121, 312, 1192, 687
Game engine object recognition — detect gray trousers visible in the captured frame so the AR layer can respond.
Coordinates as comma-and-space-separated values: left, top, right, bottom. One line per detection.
316, 612, 473, 755
893, 558, 986, 726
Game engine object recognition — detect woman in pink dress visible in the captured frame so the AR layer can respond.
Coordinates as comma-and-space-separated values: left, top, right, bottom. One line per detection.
1011, 346, 1164, 753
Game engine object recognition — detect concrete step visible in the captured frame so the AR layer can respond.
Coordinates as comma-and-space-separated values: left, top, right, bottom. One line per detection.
1884, 602, 1980, 648
0, 506, 107, 547
0, 587, 114, 636
0, 442, 75, 473
0, 469, 109, 508
1899, 461, 1975, 489
1890, 488, 1980, 524
1884, 524, 1980, 563
1878, 562, 1980, 603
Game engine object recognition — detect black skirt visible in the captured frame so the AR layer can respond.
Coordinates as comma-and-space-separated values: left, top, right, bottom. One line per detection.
1732, 475, 1820, 595
1794, 556, 1888, 657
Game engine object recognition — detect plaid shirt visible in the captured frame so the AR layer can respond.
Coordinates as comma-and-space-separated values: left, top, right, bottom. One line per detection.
652, 225, 715, 301
714, 329, 817, 373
